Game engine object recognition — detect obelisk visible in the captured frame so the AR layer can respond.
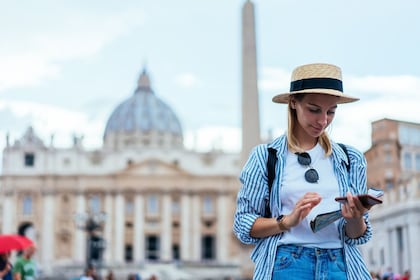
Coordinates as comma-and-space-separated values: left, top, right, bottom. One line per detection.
241, 0, 261, 166
239, 2, 260, 278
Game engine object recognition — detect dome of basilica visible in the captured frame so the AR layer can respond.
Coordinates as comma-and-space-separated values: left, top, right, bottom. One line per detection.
103, 69, 183, 150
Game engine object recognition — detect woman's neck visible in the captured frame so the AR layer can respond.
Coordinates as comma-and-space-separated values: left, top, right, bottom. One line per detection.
296, 135, 318, 151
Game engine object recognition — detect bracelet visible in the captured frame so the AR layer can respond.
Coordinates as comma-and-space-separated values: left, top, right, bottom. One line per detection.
276, 215, 289, 231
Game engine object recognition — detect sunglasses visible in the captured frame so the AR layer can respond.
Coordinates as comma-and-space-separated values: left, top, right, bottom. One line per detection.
296, 152, 319, 183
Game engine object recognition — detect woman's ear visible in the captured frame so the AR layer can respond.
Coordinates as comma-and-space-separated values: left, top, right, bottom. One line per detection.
290, 100, 296, 109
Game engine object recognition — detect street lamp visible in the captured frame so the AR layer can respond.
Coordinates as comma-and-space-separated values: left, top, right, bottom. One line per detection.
73, 211, 107, 270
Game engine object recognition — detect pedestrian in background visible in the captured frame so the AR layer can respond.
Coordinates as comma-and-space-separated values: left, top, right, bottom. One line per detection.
13, 245, 37, 280
105, 270, 115, 280
0, 252, 13, 280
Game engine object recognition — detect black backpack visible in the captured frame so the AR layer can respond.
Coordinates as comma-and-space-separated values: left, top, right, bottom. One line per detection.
264, 143, 350, 217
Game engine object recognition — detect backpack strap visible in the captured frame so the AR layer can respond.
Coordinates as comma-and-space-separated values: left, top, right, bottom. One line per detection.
338, 143, 350, 172
265, 147, 278, 217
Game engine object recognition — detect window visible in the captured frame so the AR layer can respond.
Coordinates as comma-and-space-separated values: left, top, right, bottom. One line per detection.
403, 152, 412, 170
385, 169, 393, 179
125, 244, 133, 262
416, 154, 420, 171
147, 195, 159, 215
384, 151, 392, 163
385, 180, 394, 190
89, 196, 101, 214
172, 244, 180, 260
203, 196, 214, 215
202, 235, 215, 260
172, 200, 180, 215
125, 200, 134, 215
24, 153, 35, 167
399, 125, 420, 146
23, 196, 33, 215
63, 157, 71, 166
146, 235, 160, 260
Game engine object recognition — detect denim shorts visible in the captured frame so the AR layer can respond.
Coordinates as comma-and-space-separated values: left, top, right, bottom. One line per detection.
272, 244, 347, 280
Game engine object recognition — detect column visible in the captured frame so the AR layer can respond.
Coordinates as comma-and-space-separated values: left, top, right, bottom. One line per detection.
2, 191, 15, 233
41, 191, 55, 269
180, 193, 191, 261
191, 194, 201, 260
216, 193, 229, 262
103, 192, 114, 264
114, 192, 125, 263
402, 224, 410, 274
74, 192, 86, 263
161, 193, 172, 261
407, 213, 420, 277
133, 193, 145, 263
389, 227, 398, 273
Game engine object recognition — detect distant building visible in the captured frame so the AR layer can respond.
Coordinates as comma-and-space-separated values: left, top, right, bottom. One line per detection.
365, 118, 420, 190
362, 118, 420, 278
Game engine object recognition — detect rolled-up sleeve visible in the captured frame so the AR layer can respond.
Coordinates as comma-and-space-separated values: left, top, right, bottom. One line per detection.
233, 145, 269, 244
343, 146, 372, 245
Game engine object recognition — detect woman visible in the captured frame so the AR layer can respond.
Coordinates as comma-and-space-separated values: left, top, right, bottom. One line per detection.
0, 252, 13, 280
233, 63, 372, 280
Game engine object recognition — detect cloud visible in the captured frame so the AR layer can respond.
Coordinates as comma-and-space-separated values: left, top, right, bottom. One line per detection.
184, 126, 241, 152
347, 75, 420, 97
0, 8, 145, 92
259, 67, 290, 92
174, 73, 203, 89
0, 100, 104, 148
0, 54, 61, 91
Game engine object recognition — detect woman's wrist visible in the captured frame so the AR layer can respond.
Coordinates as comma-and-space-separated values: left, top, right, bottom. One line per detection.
276, 215, 290, 232
345, 216, 367, 238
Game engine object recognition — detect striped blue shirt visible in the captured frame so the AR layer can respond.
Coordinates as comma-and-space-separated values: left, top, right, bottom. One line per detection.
233, 135, 372, 280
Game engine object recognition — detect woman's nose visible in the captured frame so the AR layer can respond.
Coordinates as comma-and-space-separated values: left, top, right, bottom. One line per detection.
318, 113, 328, 126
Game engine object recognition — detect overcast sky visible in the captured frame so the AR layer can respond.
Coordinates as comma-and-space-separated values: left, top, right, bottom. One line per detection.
1, 0, 419, 157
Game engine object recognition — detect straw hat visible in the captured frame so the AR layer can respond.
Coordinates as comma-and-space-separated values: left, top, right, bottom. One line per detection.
272, 63, 359, 104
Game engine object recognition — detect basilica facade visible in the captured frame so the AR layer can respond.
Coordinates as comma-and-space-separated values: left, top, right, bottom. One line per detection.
0, 70, 243, 278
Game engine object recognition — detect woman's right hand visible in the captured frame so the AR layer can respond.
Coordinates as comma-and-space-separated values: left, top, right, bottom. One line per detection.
250, 192, 322, 238
283, 192, 322, 229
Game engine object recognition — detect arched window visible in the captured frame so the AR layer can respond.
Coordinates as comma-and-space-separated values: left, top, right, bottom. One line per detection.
147, 195, 159, 215
89, 195, 101, 214
203, 196, 214, 215
23, 195, 32, 215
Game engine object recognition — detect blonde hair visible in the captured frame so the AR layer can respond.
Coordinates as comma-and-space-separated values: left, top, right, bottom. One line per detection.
286, 95, 333, 156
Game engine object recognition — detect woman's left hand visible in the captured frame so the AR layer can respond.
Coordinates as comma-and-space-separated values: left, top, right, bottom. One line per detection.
340, 192, 369, 220
341, 192, 368, 238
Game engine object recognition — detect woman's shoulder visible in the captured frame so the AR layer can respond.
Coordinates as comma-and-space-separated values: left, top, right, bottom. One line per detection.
333, 142, 366, 165
338, 143, 364, 157
266, 134, 288, 154
250, 135, 287, 157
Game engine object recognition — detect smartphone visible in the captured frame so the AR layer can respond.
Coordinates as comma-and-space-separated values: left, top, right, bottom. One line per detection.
335, 194, 383, 208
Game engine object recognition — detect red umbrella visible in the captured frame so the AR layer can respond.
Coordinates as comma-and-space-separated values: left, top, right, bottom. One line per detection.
0, 234, 34, 253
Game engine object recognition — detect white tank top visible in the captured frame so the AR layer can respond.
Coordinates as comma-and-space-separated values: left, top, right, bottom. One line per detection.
279, 143, 342, 248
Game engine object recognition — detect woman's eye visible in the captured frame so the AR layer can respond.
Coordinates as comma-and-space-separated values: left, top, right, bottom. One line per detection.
309, 108, 320, 113
327, 110, 336, 115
